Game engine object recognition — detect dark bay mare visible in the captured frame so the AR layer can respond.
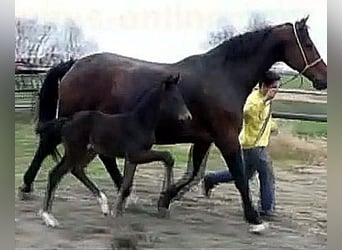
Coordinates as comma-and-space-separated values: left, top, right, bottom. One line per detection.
19, 16, 327, 233
37, 74, 191, 227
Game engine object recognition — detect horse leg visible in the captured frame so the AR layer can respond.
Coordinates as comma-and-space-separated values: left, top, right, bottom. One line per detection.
18, 133, 61, 200
38, 156, 69, 228
98, 154, 123, 191
157, 142, 211, 217
214, 135, 267, 233
71, 166, 110, 216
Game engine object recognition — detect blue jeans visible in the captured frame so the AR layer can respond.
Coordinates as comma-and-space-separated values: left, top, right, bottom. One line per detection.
204, 147, 275, 213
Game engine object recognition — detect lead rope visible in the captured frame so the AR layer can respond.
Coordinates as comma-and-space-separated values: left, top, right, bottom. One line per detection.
253, 101, 272, 146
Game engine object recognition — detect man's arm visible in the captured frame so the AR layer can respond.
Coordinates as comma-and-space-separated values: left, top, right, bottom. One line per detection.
243, 97, 266, 122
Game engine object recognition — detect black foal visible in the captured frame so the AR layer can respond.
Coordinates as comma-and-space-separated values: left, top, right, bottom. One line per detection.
37, 73, 192, 227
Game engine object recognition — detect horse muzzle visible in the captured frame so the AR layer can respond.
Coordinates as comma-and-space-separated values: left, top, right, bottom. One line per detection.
313, 78, 327, 90
178, 110, 192, 121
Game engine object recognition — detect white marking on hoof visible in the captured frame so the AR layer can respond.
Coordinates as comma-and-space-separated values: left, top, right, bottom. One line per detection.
112, 208, 123, 218
111, 203, 123, 218
38, 209, 59, 228
125, 192, 139, 208
97, 192, 109, 216
249, 222, 269, 234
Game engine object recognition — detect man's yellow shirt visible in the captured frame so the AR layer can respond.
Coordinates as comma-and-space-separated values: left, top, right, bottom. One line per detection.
239, 89, 277, 149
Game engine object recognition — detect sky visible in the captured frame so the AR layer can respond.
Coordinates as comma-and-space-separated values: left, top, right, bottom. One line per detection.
15, 0, 327, 67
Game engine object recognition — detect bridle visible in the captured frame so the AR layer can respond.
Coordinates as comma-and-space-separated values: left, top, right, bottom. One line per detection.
254, 22, 323, 145
280, 22, 323, 87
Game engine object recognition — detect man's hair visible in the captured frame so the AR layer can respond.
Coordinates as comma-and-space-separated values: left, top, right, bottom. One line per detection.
258, 70, 281, 88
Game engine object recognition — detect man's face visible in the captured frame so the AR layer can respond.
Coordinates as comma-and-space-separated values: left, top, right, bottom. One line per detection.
261, 80, 280, 95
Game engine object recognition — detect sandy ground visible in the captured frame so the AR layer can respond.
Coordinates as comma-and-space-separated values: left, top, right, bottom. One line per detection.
15, 161, 326, 250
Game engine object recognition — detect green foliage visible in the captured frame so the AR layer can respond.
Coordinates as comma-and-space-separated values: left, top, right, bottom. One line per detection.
273, 100, 326, 115
277, 119, 327, 138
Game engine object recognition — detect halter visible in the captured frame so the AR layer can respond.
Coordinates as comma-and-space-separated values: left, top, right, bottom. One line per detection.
280, 23, 322, 87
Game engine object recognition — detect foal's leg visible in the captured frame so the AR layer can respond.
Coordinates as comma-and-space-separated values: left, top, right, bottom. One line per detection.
71, 167, 110, 216
129, 150, 175, 191
98, 154, 123, 191
157, 142, 211, 216
39, 156, 69, 227
112, 159, 137, 217
112, 150, 175, 217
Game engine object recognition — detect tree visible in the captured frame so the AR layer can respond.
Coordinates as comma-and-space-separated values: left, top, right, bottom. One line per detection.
15, 18, 55, 65
246, 11, 269, 31
208, 23, 237, 47
207, 12, 270, 47
15, 17, 99, 66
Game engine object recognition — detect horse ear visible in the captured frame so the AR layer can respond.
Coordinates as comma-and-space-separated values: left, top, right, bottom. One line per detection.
298, 15, 309, 27
163, 74, 174, 87
166, 74, 173, 82
174, 73, 181, 84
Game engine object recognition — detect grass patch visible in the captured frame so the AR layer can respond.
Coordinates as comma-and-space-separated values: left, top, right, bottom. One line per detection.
268, 132, 327, 165
280, 74, 318, 90
273, 100, 326, 115
277, 119, 327, 138
15, 112, 327, 187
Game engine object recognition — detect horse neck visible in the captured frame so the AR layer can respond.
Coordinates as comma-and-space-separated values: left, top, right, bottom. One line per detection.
132, 85, 163, 131
201, 30, 283, 102
230, 50, 280, 102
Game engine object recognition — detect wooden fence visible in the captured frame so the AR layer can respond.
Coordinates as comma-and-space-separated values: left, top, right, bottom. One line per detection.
15, 67, 327, 122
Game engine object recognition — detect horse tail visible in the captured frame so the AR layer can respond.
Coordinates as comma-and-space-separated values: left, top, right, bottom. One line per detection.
34, 58, 76, 130
35, 117, 70, 162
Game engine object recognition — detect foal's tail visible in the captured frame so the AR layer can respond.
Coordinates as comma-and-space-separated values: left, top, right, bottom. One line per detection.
35, 117, 71, 161
36, 117, 70, 137
34, 58, 76, 130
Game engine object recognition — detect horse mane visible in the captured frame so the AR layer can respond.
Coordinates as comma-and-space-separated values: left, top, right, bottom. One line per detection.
205, 23, 294, 63
215, 20, 311, 62
223, 27, 273, 61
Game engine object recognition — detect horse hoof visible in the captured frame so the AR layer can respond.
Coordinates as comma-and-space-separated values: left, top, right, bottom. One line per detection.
157, 207, 170, 218
38, 209, 59, 228
17, 186, 34, 201
97, 192, 110, 216
248, 222, 269, 234
126, 192, 139, 208
112, 210, 123, 218
111, 206, 124, 218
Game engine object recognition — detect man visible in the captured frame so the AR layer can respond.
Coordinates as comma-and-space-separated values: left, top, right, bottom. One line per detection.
202, 70, 280, 217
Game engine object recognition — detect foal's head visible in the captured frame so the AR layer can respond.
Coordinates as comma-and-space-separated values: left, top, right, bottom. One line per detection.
160, 73, 192, 121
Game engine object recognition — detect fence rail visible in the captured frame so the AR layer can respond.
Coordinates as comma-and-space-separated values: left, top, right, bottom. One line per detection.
277, 88, 327, 96
14, 68, 328, 122
272, 112, 327, 122
15, 91, 327, 122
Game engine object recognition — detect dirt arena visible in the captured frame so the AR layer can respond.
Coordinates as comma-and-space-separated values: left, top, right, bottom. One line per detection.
15, 158, 326, 250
